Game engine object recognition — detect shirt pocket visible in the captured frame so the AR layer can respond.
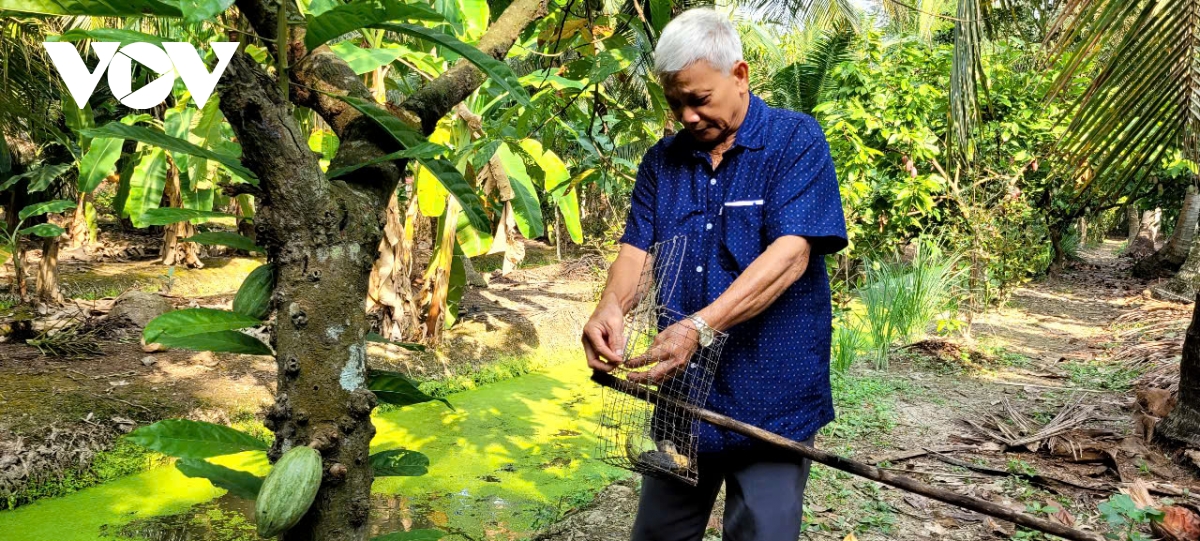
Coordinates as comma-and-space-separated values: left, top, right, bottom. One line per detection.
718, 200, 766, 272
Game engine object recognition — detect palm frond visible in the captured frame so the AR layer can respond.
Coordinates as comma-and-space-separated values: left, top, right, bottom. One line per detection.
948, 0, 985, 160
764, 24, 855, 114
1044, 0, 1199, 212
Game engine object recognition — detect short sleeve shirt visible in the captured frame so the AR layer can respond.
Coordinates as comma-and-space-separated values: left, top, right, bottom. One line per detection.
620, 94, 848, 453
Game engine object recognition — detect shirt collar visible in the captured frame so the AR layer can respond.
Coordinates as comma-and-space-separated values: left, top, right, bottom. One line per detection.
669, 93, 768, 155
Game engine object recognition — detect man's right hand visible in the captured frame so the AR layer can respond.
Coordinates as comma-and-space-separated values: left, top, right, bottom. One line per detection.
583, 303, 627, 372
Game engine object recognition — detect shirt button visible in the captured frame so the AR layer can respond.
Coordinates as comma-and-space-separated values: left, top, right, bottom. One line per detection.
706, 223, 712, 230
709, 178, 717, 185
696, 266, 704, 273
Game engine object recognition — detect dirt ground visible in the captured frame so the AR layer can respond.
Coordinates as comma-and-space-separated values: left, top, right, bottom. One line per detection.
536, 240, 1200, 541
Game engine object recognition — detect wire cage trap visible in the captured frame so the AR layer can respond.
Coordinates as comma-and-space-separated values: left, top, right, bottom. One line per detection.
595, 236, 728, 485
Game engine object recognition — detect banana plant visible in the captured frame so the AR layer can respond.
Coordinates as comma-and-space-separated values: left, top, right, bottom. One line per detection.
0, 199, 74, 301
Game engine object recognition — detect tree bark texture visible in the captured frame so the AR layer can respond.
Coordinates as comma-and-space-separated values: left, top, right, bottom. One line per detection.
217, 0, 548, 537
1134, 185, 1200, 278
1155, 219, 1200, 301
34, 237, 62, 304
1158, 293, 1200, 447
1127, 204, 1141, 243
1125, 208, 1160, 259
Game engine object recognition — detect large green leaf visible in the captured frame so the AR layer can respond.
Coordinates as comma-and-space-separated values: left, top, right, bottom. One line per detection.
0, 0, 184, 16
369, 449, 429, 476
54, 28, 166, 46
445, 243, 465, 329
649, 0, 670, 33
367, 369, 453, 410
114, 156, 134, 218
455, 208, 492, 257
330, 42, 405, 75
78, 136, 124, 193
176, 458, 263, 499
332, 94, 488, 231
233, 264, 275, 320
154, 330, 273, 355
126, 148, 169, 228
0, 162, 73, 193
183, 232, 263, 253
365, 332, 427, 352
304, 0, 444, 51
188, 98, 225, 189
371, 530, 445, 541
375, 23, 530, 106
82, 123, 257, 184
19, 199, 76, 221
178, 0, 236, 22
585, 47, 637, 84
556, 189, 582, 244
144, 308, 262, 343
20, 223, 67, 238
125, 419, 267, 459
140, 208, 235, 226
496, 144, 542, 238
326, 142, 448, 180
165, 107, 197, 192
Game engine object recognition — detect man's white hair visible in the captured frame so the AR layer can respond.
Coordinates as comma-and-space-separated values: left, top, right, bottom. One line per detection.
653, 8, 743, 77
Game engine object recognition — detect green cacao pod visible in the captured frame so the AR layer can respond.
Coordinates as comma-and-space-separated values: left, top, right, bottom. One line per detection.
255, 445, 322, 537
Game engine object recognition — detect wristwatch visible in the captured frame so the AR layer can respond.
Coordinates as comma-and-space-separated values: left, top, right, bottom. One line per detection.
687, 314, 715, 348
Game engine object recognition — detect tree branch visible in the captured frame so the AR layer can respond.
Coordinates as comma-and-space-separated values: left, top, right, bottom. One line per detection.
402, 0, 549, 134
231, 0, 547, 194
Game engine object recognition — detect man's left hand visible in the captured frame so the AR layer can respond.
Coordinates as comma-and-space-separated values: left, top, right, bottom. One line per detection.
626, 319, 700, 384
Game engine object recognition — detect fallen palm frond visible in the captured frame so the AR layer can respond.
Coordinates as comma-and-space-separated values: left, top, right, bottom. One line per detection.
26, 317, 103, 358
964, 396, 1098, 456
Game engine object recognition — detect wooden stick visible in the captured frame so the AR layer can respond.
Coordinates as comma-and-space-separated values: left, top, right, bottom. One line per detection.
592, 371, 1107, 541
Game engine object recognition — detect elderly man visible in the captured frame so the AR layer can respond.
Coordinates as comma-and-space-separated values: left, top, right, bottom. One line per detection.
581, 8, 848, 541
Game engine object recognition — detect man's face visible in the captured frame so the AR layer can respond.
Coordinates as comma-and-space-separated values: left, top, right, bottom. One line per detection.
661, 60, 750, 145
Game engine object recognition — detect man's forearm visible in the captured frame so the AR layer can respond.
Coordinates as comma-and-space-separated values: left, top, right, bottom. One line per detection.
597, 244, 650, 314
696, 236, 811, 331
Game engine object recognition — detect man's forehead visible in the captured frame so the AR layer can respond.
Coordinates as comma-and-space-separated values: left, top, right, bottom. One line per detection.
660, 65, 722, 95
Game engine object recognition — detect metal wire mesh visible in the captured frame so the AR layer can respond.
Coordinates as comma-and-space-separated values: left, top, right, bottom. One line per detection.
595, 237, 728, 485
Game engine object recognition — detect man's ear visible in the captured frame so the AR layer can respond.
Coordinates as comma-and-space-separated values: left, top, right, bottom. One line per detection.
732, 60, 750, 93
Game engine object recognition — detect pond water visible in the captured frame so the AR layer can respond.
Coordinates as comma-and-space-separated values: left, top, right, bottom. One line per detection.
0, 362, 628, 541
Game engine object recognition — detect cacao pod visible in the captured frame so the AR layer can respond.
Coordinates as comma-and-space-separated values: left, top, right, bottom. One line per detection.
256, 445, 322, 537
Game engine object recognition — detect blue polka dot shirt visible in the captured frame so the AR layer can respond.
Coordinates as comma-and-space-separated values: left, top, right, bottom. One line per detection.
621, 94, 849, 453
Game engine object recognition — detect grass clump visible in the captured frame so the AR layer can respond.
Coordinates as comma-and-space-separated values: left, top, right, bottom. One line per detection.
858, 241, 965, 369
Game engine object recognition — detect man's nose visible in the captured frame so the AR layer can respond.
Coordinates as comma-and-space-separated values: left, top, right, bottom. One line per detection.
680, 108, 700, 124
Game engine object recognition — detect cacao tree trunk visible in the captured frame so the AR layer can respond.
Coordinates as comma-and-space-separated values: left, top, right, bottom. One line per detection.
1158, 293, 1200, 447
1126, 208, 1161, 258
1077, 216, 1088, 247
216, 0, 547, 538
1134, 185, 1200, 278
35, 237, 62, 304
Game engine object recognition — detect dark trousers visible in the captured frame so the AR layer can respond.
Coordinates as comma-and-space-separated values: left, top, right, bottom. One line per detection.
630, 440, 814, 541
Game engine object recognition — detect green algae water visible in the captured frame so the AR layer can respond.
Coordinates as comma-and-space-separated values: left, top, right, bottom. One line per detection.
0, 363, 627, 541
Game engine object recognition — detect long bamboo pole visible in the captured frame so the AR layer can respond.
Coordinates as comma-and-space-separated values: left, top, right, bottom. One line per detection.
591, 371, 1106, 541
